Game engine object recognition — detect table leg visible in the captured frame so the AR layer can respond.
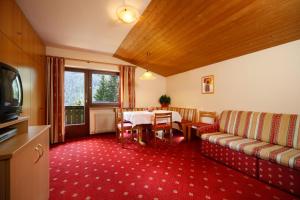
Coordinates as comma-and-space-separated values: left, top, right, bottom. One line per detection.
188, 126, 192, 142
138, 126, 146, 146
182, 124, 187, 141
170, 128, 173, 144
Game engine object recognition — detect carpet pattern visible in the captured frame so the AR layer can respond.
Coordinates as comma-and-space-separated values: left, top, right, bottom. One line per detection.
50, 135, 299, 200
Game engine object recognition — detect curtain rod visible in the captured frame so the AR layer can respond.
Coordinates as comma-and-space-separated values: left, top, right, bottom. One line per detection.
64, 57, 134, 67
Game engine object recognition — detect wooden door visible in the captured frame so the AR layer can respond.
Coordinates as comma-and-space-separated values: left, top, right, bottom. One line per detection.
64, 68, 89, 139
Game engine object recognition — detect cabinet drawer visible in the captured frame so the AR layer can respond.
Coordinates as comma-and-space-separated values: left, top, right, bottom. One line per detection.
10, 129, 49, 200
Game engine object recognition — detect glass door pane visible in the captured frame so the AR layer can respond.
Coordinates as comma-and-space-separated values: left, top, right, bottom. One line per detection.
64, 71, 85, 125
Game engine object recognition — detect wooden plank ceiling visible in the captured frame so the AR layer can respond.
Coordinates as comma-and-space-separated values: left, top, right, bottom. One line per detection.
114, 0, 300, 76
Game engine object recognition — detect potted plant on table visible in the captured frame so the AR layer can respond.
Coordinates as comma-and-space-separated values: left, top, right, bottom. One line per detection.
159, 94, 171, 108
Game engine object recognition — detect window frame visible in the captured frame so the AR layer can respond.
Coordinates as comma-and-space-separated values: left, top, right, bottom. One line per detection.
88, 70, 120, 107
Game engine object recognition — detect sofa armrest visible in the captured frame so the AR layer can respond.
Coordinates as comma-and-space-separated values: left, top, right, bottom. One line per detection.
196, 122, 219, 133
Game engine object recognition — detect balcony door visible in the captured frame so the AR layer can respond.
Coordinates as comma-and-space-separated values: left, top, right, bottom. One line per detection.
64, 68, 89, 139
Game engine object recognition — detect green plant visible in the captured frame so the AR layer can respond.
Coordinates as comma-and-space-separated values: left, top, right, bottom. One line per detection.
159, 94, 171, 105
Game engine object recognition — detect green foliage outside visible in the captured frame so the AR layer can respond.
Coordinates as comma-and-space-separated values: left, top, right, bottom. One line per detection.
93, 75, 119, 103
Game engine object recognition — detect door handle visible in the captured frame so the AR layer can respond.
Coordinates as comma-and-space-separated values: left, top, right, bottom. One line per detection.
34, 144, 44, 163
37, 144, 44, 158
34, 146, 41, 163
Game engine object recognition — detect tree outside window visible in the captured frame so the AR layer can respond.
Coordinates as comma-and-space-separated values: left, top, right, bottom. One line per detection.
92, 73, 119, 105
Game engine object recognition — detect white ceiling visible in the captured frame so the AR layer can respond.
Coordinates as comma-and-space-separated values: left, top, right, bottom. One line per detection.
16, 0, 151, 54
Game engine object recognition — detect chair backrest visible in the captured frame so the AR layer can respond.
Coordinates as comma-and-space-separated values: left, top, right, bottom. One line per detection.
153, 112, 172, 129
131, 107, 147, 111
198, 111, 217, 124
181, 108, 197, 122
114, 108, 124, 128
160, 107, 169, 111
161, 107, 197, 122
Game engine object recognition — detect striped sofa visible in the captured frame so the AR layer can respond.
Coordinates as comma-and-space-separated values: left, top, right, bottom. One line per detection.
200, 110, 300, 196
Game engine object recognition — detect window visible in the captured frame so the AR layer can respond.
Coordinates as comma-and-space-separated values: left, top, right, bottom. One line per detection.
91, 72, 119, 106
64, 71, 86, 125
64, 71, 85, 106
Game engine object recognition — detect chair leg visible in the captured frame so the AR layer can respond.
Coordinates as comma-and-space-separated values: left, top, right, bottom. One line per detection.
146, 128, 150, 144
116, 129, 120, 142
170, 129, 173, 144
182, 124, 186, 140
131, 129, 134, 141
121, 130, 124, 147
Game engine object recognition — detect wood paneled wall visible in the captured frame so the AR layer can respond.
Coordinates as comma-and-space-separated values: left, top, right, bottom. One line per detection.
0, 0, 46, 125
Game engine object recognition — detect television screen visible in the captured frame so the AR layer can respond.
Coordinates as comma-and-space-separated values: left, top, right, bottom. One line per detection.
0, 62, 23, 122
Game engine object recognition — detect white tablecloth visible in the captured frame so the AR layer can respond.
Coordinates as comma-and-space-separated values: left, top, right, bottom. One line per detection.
123, 110, 182, 127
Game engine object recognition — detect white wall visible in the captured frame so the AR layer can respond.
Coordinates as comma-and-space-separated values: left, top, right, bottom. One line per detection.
167, 40, 300, 114
135, 68, 166, 107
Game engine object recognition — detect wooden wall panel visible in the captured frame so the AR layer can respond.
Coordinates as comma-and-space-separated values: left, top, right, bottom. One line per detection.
114, 0, 300, 76
0, 0, 46, 125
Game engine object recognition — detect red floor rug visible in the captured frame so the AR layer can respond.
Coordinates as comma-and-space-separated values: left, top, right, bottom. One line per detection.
50, 134, 299, 200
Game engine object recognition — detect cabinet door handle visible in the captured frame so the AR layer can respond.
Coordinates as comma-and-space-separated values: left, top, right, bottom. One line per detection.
34, 146, 41, 163
37, 144, 44, 158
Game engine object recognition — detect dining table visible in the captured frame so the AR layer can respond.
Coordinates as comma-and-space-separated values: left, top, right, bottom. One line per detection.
123, 110, 182, 145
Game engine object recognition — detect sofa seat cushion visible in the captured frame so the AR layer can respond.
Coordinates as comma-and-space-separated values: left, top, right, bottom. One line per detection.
201, 132, 225, 141
228, 139, 300, 170
201, 132, 300, 170
257, 146, 300, 170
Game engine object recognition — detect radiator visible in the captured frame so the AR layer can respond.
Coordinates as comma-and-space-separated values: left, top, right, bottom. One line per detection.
90, 109, 115, 134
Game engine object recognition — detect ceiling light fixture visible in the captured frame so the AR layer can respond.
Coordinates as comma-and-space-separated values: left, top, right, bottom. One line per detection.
117, 1, 139, 24
140, 52, 156, 80
140, 70, 156, 80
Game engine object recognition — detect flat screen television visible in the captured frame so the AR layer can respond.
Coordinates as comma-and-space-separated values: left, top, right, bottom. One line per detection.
0, 62, 23, 123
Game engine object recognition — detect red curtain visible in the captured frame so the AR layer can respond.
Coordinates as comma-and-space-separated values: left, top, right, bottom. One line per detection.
119, 65, 135, 108
46, 56, 65, 144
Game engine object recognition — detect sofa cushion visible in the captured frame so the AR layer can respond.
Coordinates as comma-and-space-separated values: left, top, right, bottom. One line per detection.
201, 132, 264, 155
258, 146, 300, 170
201, 132, 300, 170
219, 110, 300, 149
201, 132, 226, 141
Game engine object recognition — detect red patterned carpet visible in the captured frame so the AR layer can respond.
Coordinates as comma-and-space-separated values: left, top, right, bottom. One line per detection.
50, 134, 299, 200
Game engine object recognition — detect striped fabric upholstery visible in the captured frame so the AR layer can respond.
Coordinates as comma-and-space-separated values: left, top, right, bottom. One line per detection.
181, 108, 197, 122
201, 132, 300, 169
201, 132, 222, 141
121, 107, 148, 112
161, 107, 197, 122
258, 145, 300, 169
219, 111, 300, 150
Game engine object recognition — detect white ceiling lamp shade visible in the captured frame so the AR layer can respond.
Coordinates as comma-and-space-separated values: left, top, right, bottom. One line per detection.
140, 70, 156, 80
117, 1, 139, 24
139, 51, 156, 80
